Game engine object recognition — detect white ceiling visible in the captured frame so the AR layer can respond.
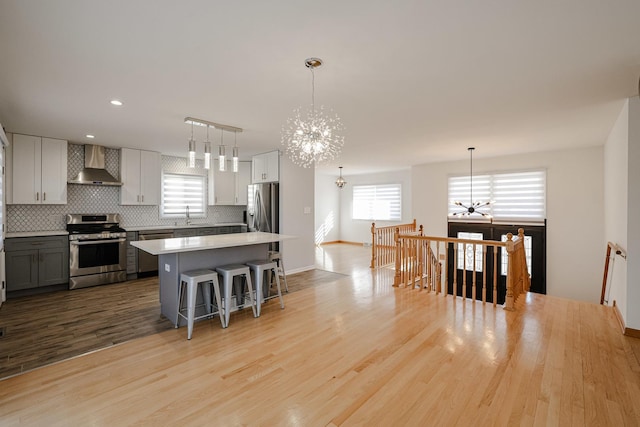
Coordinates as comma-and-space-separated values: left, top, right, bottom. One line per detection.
1, 1, 639, 175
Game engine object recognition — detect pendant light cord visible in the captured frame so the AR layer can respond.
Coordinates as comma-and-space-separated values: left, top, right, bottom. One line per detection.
470, 148, 473, 205
311, 65, 315, 114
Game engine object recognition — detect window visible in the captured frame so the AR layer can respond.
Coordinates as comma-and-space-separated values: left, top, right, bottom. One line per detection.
161, 173, 205, 218
457, 232, 484, 271
352, 184, 402, 220
448, 170, 546, 222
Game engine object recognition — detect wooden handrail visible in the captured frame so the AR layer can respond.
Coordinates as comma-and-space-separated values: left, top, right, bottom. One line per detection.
393, 227, 530, 310
601, 241, 627, 305
370, 219, 417, 268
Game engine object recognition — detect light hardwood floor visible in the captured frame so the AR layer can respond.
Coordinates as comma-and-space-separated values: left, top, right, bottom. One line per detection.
1, 243, 639, 426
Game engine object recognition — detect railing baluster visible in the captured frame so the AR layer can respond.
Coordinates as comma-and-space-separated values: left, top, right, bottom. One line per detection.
472, 243, 477, 301
493, 246, 498, 307
482, 246, 487, 304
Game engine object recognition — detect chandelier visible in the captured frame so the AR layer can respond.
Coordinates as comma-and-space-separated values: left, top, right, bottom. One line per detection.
282, 58, 345, 168
335, 166, 347, 188
451, 147, 492, 218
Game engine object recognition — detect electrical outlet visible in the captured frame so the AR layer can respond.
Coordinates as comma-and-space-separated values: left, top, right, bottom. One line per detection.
164, 264, 170, 272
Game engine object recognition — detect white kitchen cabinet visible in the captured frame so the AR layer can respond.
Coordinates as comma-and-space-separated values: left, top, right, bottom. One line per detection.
120, 148, 160, 205
208, 160, 251, 205
9, 134, 67, 205
251, 150, 279, 183
236, 161, 251, 205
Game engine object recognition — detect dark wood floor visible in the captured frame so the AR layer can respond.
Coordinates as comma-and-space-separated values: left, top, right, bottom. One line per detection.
0, 269, 346, 379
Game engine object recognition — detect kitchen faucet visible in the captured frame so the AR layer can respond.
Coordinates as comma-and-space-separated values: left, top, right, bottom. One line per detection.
186, 205, 191, 225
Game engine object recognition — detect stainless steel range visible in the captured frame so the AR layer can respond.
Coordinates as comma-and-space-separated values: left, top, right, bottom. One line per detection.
66, 214, 127, 289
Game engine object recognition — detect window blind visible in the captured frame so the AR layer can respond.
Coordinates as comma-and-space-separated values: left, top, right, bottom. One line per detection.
353, 184, 402, 221
161, 173, 205, 217
448, 170, 546, 222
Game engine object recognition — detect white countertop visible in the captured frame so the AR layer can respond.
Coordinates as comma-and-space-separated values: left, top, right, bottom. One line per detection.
6, 230, 69, 238
125, 223, 247, 232
130, 232, 295, 255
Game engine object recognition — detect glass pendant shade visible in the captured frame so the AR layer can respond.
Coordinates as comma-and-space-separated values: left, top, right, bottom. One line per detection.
204, 141, 211, 170
188, 139, 196, 168
232, 146, 239, 173
218, 144, 226, 172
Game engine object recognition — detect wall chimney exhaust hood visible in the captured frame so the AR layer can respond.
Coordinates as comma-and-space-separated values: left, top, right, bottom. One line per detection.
68, 144, 123, 186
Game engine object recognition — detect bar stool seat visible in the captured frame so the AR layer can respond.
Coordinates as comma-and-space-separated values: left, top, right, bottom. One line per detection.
268, 251, 289, 293
176, 269, 224, 340
246, 259, 284, 317
216, 264, 257, 327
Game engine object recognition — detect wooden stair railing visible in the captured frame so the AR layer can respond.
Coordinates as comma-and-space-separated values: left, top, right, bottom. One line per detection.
393, 227, 530, 310
370, 219, 417, 268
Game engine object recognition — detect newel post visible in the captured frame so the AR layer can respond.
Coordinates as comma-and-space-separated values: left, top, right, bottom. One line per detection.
393, 227, 401, 286
504, 232, 515, 311
370, 222, 376, 269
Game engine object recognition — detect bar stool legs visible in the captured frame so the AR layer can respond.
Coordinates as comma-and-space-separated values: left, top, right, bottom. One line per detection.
268, 251, 289, 293
176, 269, 224, 339
216, 264, 257, 328
246, 259, 284, 317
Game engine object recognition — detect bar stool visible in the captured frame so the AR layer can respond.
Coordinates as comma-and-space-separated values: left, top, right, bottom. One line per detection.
216, 264, 257, 327
246, 259, 284, 317
268, 251, 289, 292
176, 269, 224, 340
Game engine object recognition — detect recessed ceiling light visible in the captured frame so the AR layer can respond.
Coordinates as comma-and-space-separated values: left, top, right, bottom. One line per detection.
110, 99, 123, 106
86, 134, 95, 139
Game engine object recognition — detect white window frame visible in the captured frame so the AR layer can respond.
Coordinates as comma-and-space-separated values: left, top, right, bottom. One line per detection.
448, 169, 546, 223
352, 183, 402, 221
161, 172, 206, 218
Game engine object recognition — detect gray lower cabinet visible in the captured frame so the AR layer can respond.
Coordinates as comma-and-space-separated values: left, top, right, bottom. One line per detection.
126, 232, 138, 277
6, 236, 69, 292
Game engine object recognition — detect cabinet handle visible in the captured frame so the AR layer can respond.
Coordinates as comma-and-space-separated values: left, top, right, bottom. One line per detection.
43, 192, 46, 201
141, 195, 144, 203
31, 242, 44, 246
36, 192, 39, 201
137, 195, 140, 202
32, 254, 36, 263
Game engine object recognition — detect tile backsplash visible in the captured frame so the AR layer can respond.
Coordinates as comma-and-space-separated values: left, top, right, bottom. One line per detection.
7, 143, 245, 232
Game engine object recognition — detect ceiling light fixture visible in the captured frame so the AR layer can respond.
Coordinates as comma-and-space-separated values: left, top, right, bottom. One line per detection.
335, 166, 347, 189
282, 57, 345, 168
187, 122, 196, 168
85, 134, 95, 139
232, 131, 239, 173
218, 129, 226, 172
110, 99, 123, 106
451, 147, 492, 218
183, 117, 242, 171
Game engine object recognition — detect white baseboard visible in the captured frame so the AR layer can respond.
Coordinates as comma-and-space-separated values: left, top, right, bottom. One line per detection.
286, 265, 316, 275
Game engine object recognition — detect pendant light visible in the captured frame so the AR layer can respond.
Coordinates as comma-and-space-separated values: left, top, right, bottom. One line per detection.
187, 122, 196, 168
204, 125, 211, 170
218, 129, 226, 172
282, 57, 345, 168
451, 147, 492, 217
335, 166, 347, 188
232, 130, 239, 173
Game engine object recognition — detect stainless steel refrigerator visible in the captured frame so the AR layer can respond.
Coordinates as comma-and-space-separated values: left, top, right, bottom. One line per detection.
248, 182, 279, 250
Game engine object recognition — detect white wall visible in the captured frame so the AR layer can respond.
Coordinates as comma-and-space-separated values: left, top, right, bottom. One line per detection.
604, 99, 629, 319
412, 146, 604, 303
279, 153, 316, 274
314, 173, 340, 244
626, 97, 640, 329
338, 169, 412, 244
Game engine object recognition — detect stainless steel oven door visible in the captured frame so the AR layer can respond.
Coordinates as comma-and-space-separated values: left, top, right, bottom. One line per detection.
69, 237, 127, 277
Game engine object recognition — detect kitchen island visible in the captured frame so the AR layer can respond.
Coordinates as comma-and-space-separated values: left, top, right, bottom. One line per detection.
131, 232, 296, 325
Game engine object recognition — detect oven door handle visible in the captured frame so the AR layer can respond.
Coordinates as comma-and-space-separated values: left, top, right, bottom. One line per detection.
70, 238, 127, 245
